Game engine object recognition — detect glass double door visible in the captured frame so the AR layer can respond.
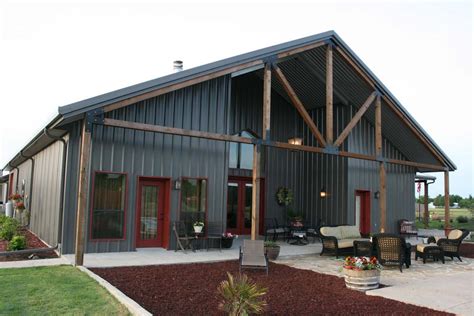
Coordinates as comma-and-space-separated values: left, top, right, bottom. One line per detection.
226, 177, 264, 235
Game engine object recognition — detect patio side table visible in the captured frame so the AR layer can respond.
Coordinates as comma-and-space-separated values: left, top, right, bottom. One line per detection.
353, 240, 373, 257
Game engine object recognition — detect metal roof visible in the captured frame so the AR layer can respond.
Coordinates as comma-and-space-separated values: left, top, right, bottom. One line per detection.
3, 30, 456, 171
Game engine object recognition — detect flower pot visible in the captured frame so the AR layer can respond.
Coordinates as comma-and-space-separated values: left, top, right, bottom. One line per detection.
193, 225, 203, 233
221, 238, 234, 249
343, 268, 380, 291
265, 246, 280, 260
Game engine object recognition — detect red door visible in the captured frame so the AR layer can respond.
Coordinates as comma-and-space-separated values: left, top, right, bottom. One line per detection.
226, 177, 264, 235
355, 190, 371, 235
136, 178, 169, 248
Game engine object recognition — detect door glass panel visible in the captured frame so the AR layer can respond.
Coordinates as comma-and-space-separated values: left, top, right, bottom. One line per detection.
140, 185, 158, 240
355, 195, 361, 230
227, 183, 238, 229
244, 183, 252, 229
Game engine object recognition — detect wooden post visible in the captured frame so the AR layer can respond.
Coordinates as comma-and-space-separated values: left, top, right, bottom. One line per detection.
423, 181, 429, 229
444, 171, 450, 236
262, 63, 271, 140
375, 95, 386, 232
251, 144, 261, 240
326, 44, 333, 144
74, 120, 92, 266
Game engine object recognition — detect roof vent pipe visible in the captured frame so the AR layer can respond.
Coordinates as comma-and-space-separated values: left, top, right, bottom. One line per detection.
173, 60, 183, 72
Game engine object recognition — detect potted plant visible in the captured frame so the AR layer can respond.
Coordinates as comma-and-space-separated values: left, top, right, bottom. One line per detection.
264, 240, 280, 260
221, 232, 237, 248
193, 221, 204, 233
342, 256, 382, 291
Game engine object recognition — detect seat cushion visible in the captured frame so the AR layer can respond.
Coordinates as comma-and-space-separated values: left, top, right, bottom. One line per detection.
448, 229, 463, 240
320, 226, 343, 240
340, 226, 361, 239
417, 244, 439, 253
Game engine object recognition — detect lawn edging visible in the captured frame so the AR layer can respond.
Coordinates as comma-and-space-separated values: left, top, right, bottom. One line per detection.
78, 266, 152, 316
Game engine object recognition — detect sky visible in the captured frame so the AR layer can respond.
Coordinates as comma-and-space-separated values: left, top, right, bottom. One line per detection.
0, 0, 472, 197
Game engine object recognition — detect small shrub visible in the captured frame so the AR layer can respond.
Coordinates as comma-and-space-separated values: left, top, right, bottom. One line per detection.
7, 235, 27, 251
0, 217, 20, 241
457, 216, 468, 223
439, 224, 444, 229
218, 272, 267, 316
264, 241, 278, 248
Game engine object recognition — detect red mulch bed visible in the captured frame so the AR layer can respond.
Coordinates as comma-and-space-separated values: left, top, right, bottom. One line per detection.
0, 228, 58, 261
92, 261, 450, 315
459, 243, 474, 258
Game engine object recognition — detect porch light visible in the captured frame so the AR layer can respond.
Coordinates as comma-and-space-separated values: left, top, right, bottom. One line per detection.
320, 187, 327, 198
288, 137, 303, 146
374, 191, 380, 199
174, 180, 181, 190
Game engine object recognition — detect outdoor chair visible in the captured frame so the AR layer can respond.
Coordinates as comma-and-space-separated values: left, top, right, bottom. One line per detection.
264, 218, 286, 241
373, 234, 411, 272
305, 218, 324, 243
430, 229, 469, 262
206, 221, 223, 251
239, 239, 269, 275
172, 221, 194, 253
398, 219, 418, 238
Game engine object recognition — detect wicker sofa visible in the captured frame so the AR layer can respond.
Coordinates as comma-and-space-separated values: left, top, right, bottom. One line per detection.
319, 225, 369, 258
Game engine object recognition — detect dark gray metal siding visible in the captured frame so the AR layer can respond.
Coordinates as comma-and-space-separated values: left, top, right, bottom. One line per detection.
347, 105, 415, 233
63, 76, 231, 254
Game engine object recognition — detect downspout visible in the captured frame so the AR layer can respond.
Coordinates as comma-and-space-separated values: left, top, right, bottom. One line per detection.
44, 128, 68, 253
20, 151, 34, 227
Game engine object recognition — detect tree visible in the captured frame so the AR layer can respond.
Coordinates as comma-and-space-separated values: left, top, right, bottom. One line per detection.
433, 194, 444, 207
416, 196, 433, 204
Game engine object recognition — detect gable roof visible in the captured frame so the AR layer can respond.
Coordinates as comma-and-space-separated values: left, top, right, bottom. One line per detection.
4, 30, 456, 171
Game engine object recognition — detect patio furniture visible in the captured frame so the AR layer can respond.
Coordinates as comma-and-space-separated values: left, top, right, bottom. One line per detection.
353, 240, 374, 257
206, 221, 222, 251
264, 218, 287, 241
398, 219, 418, 238
173, 221, 194, 253
305, 218, 324, 243
239, 239, 269, 275
319, 225, 368, 258
415, 244, 445, 264
373, 234, 411, 272
288, 229, 308, 245
432, 229, 469, 262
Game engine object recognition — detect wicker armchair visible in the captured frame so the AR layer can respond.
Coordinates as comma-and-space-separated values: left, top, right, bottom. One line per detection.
373, 234, 411, 272
435, 229, 469, 262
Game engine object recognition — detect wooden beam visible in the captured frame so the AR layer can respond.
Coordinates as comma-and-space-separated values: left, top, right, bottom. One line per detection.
334, 92, 377, 147
277, 41, 326, 59
273, 65, 326, 147
326, 44, 334, 144
375, 95, 382, 156
103, 118, 253, 144
74, 120, 91, 266
444, 171, 450, 236
262, 63, 272, 140
424, 181, 429, 229
104, 60, 263, 113
379, 162, 387, 233
385, 158, 445, 171
251, 144, 261, 240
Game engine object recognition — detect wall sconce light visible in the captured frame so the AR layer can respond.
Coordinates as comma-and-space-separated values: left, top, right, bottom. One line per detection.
288, 137, 303, 146
374, 191, 380, 199
320, 187, 327, 198
174, 180, 181, 190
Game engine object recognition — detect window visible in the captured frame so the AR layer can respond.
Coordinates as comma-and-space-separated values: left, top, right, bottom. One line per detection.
91, 172, 126, 240
180, 178, 207, 232
229, 131, 255, 169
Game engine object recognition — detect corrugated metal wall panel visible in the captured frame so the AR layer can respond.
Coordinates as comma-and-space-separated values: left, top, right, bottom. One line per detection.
65, 76, 231, 253
347, 105, 415, 233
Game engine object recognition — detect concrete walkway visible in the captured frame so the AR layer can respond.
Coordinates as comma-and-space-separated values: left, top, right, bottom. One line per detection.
0, 257, 70, 269
62, 238, 320, 268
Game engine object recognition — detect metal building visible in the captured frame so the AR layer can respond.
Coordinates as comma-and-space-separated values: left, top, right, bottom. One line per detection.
2, 31, 455, 262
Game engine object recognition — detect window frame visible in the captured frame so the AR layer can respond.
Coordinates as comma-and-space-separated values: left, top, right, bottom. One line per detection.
89, 170, 128, 242
178, 177, 209, 235
229, 129, 258, 170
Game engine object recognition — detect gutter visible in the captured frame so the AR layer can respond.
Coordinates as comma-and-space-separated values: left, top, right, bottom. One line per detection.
44, 128, 68, 253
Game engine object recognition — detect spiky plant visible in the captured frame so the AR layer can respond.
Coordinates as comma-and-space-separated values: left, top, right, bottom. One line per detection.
217, 272, 267, 316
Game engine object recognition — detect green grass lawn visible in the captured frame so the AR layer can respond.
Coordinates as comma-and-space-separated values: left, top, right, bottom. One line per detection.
414, 208, 474, 231
0, 265, 130, 315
